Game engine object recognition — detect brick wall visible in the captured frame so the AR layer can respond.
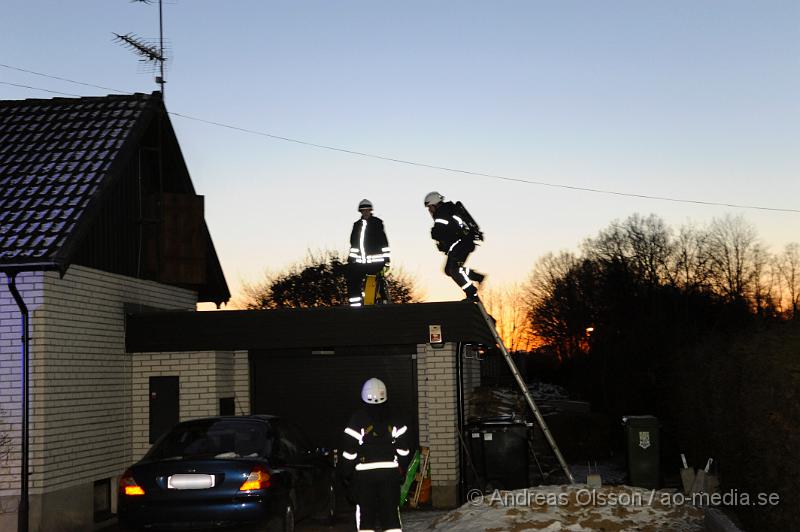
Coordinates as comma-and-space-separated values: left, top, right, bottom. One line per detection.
0, 265, 196, 517
416, 342, 459, 505
233, 351, 250, 415
130, 350, 250, 458
0, 271, 43, 505
416, 342, 482, 508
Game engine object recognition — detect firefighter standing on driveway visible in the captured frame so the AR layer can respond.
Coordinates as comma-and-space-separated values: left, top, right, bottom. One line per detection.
424, 191, 486, 301
339, 378, 411, 532
346, 199, 391, 307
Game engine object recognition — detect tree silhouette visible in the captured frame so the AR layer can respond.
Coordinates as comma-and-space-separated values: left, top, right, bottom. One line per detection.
522, 213, 800, 412
240, 250, 420, 309
481, 283, 538, 352
778, 243, 800, 318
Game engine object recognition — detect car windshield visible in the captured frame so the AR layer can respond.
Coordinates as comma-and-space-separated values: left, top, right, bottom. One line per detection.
148, 420, 272, 461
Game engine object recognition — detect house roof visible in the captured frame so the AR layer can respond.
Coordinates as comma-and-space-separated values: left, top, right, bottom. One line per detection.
0, 92, 230, 304
125, 301, 498, 353
0, 93, 154, 271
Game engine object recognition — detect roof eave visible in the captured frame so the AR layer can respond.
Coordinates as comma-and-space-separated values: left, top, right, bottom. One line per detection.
0, 261, 62, 274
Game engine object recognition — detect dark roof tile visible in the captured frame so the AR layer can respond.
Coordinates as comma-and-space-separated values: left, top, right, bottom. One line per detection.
0, 93, 153, 268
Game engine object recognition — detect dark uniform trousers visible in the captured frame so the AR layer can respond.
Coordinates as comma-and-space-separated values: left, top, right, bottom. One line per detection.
354, 468, 402, 532
340, 404, 409, 532
444, 239, 481, 297
346, 261, 385, 304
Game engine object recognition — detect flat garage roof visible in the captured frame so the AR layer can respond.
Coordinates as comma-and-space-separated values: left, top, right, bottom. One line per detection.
125, 301, 497, 353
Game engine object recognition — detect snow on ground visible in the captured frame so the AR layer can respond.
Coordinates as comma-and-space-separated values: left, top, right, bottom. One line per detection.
424, 485, 705, 532
528, 382, 571, 401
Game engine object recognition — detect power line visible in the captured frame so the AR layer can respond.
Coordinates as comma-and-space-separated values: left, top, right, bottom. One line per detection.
0, 81, 82, 98
0, 63, 127, 94
1, 65, 798, 214
167, 112, 800, 214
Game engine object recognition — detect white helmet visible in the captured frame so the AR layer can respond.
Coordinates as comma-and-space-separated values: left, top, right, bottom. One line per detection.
361, 378, 387, 404
424, 191, 444, 208
358, 199, 373, 211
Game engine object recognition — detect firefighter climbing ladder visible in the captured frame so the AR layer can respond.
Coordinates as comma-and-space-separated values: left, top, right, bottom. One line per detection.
475, 300, 576, 484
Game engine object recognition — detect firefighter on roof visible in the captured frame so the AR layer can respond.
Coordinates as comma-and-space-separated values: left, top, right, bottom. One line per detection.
346, 199, 391, 307
424, 191, 486, 301
339, 378, 411, 532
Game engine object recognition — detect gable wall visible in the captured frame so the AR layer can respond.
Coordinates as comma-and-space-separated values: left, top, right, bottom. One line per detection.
0, 265, 196, 531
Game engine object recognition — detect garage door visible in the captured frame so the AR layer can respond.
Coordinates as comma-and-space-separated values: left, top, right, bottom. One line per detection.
250, 347, 418, 451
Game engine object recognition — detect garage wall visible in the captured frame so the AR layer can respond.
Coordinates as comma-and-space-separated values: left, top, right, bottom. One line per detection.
250, 347, 418, 451
416, 342, 460, 508
415, 342, 483, 508
131, 349, 249, 458
233, 350, 250, 415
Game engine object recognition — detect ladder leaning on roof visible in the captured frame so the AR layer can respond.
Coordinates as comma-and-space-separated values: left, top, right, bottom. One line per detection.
474, 300, 576, 484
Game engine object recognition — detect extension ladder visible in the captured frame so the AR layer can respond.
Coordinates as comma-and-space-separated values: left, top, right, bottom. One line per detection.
474, 300, 575, 484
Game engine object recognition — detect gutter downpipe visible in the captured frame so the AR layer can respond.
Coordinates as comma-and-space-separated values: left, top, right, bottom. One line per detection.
455, 341, 465, 504
7, 273, 29, 532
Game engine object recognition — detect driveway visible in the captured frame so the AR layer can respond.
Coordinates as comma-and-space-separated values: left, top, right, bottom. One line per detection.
103, 508, 446, 531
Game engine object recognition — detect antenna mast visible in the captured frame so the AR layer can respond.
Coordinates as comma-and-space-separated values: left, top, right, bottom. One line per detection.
114, 0, 168, 97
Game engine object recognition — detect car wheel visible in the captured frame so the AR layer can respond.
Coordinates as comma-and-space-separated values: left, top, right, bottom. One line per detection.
326, 476, 337, 525
313, 472, 337, 525
265, 500, 295, 532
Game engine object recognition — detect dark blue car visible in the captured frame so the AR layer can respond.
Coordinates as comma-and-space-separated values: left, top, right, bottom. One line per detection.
118, 415, 335, 531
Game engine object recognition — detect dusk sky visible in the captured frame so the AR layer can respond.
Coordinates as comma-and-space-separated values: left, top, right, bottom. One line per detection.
2, 1, 798, 305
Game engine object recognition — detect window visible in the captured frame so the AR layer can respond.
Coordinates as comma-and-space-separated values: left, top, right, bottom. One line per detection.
273, 419, 312, 464
219, 397, 235, 416
146, 419, 272, 460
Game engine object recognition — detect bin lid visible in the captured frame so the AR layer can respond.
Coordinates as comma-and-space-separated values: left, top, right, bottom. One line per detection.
466, 414, 531, 429
622, 415, 659, 426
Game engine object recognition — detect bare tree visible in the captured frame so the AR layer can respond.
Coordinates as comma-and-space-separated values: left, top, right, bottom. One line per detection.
524, 251, 579, 309
706, 214, 761, 303
623, 214, 674, 286
481, 283, 538, 352
584, 214, 674, 286
778, 243, 800, 318
523, 251, 595, 359
669, 223, 713, 291
751, 243, 776, 315
239, 249, 421, 309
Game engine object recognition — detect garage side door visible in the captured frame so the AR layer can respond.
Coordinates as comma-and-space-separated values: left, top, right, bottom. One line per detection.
251, 351, 418, 451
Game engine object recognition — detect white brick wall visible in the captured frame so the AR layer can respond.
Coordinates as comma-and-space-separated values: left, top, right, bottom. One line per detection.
130, 350, 250, 458
416, 343, 459, 486
0, 265, 196, 501
233, 351, 250, 415
0, 271, 44, 498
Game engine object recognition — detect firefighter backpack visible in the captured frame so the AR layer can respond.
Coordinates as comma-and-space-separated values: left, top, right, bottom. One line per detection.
454, 201, 484, 242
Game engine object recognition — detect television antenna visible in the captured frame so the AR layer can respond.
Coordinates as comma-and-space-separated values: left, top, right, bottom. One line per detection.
114, 0, 168, 96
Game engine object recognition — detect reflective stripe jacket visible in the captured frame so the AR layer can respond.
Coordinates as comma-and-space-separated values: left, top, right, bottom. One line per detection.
349, 217, 390, 264
339, 405, 411, 476
430, 201, 472, 253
